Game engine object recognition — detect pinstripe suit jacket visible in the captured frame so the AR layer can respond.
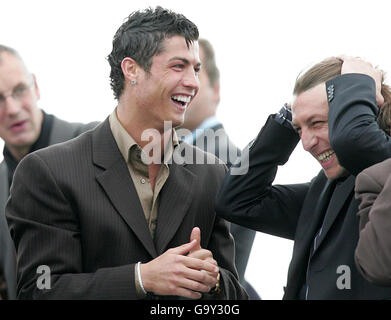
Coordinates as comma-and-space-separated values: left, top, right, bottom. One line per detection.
6, 118, 247, 300
0, 115, 97, 299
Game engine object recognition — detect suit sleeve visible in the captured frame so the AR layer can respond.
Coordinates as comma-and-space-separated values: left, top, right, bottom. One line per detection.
328, 74, 391, 176
354, 159, 391, 286
215, 115, 310, 240
6, 153, 139, 299
75, 121, 100, 136
204, 214, 249, 300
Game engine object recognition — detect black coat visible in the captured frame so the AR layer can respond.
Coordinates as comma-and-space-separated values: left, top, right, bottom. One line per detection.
216, 74, 391, 299
0, 115, 97, 299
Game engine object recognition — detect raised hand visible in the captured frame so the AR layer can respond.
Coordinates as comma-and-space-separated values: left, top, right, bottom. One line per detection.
188, 227, 219, 286
340, 55, 385, 107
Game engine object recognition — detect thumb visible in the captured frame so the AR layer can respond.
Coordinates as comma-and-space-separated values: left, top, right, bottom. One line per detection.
172, 239, 198, 255
374, 68, 385, 107
190, 227, 201, 252
377, 92, 385, 108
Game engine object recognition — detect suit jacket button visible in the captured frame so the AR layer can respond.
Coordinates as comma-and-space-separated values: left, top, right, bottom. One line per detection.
327, 85, 334, 102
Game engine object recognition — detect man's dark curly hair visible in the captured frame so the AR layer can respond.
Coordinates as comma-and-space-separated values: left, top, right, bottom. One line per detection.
107, 6, 199, 100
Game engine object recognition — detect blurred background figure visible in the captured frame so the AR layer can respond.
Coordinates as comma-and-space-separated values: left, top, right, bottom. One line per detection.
354, 92, 391, 286
0, 45, 97, 299
181, 38, 260, 299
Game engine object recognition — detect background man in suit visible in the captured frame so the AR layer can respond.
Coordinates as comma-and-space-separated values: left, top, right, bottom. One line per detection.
0, 45, 97, 299
6, 7, 247, 300
216, 56, 391, 299
181, 38, 260, 299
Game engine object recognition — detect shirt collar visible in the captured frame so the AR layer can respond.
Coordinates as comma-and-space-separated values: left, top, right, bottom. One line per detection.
197, 115, 219, 130
182, 115, 220, 144
109, 108, 179, 167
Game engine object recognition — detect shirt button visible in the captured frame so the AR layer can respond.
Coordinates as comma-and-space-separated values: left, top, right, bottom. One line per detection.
140, 178, 146, 184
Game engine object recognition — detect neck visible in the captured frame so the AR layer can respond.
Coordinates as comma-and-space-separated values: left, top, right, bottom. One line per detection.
116, 104, 173, 160
7, 145, 31, 162
5, 109, 43, 162
182, 119, 200, 132
184, 109, 216, 132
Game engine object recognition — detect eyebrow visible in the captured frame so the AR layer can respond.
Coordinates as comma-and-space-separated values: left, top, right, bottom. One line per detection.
0, 81, 28, 96
169, 57, 201, 68
292, 114, 325, 128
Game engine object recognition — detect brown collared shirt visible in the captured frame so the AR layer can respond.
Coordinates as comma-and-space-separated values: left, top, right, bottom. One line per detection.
109, 109, 178, 298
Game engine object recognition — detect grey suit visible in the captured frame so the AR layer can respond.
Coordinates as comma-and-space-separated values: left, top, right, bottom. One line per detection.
6, 118, 247, 299
0, 115, 97, 299
355, 158, 391, 286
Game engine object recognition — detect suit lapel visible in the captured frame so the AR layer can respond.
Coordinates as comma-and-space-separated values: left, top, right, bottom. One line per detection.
285, 176, 335, 298
92, 119, 157, 258
154, 151, 197, 255
210, 123, 224, 132
313, 175, 355, 252
0, 163, 9, 211
294, 178, 335, 258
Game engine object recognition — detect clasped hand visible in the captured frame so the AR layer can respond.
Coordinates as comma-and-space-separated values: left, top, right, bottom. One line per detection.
140, 227, 219, 299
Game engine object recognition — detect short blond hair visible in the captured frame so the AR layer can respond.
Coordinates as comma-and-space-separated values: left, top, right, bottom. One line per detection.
294, 57, 391, 134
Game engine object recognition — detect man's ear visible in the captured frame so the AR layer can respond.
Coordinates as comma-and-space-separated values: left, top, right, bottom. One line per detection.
32, 74, 40, 100
212, 82, 220, 105
121, 57, 139, 82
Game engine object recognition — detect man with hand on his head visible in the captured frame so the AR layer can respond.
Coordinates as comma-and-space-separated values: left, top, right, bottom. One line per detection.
216, 56, 391, 299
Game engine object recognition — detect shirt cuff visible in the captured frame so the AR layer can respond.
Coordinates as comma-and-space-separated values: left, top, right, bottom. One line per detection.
134, 263, 147, 299
274, 103, 294, 130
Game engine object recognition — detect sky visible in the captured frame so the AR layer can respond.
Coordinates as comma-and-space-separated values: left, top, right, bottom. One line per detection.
1, 0, 390, 299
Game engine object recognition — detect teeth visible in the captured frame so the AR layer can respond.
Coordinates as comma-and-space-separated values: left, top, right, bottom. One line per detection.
318, 150, 335, 162
172, 95, 191, 103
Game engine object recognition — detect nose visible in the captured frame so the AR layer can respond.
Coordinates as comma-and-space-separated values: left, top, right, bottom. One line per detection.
301, 128, 318, 152
4, 96, 22, 117
183, 68, 199, 92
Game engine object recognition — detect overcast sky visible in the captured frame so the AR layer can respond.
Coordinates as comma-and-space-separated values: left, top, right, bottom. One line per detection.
1, 0, 390, 299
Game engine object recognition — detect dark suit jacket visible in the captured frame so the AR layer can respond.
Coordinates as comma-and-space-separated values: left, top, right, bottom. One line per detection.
191, 122, 240, 168
0, 115, 97, 299
355, 158, 391, 286
216, 74, 391, 299
190, 122, 256, 286
6, 118, 247, 300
